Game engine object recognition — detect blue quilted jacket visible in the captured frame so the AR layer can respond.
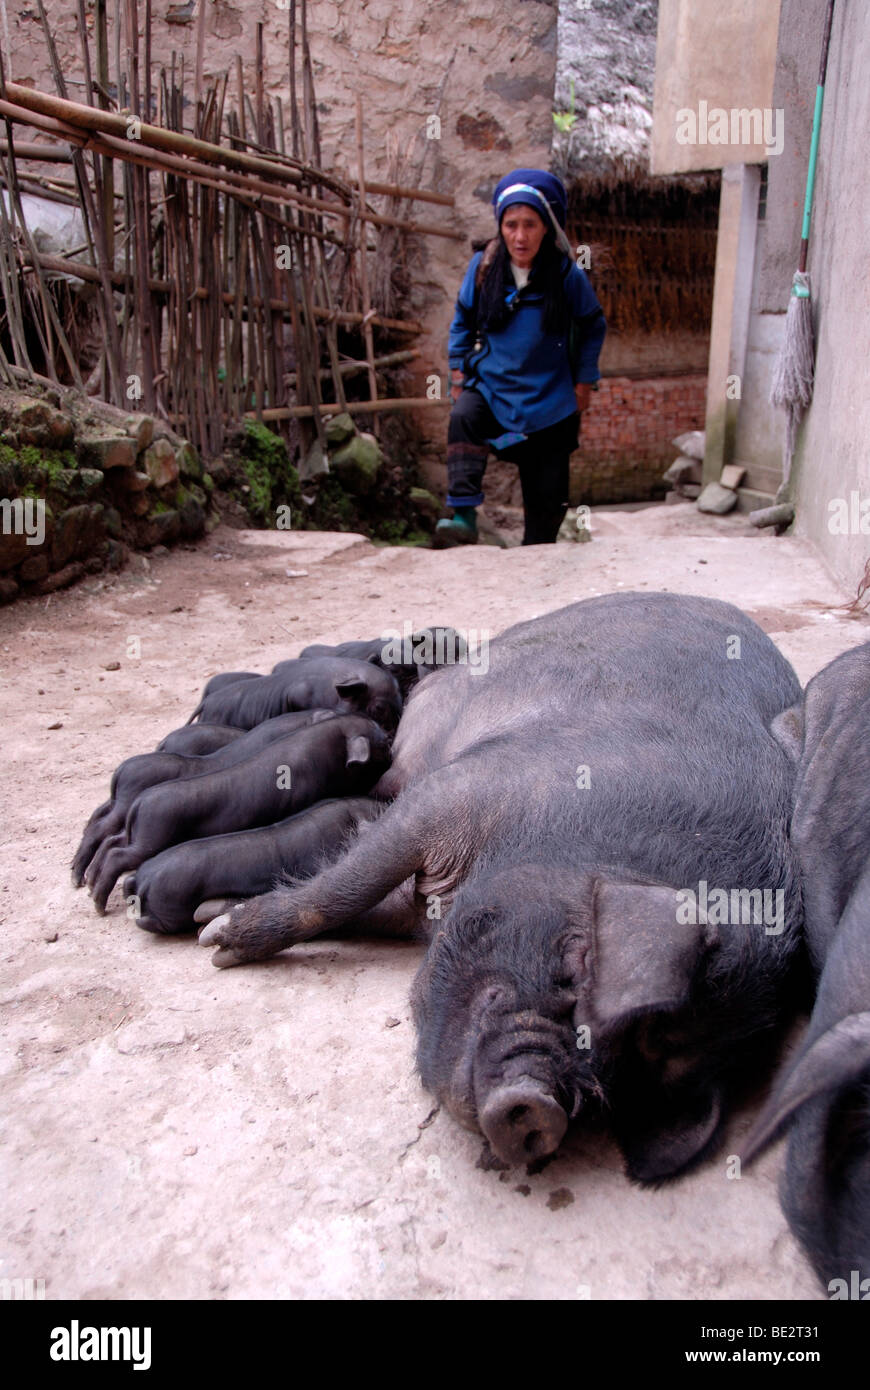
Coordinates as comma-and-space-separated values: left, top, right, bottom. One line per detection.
447, 250, 607, 435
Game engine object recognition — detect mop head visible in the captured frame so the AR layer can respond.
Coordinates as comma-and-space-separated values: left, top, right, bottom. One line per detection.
770, 270, 815, 483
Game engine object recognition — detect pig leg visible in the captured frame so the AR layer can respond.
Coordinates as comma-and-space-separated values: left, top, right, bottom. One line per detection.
71, 802, 123, 886
83, 827, 126, 888
195, 876, 420, 941
199, 779, 464, 966
91, 844, 147, 915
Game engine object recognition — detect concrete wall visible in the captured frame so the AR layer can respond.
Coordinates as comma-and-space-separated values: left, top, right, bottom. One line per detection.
651, 0, 781, 174
726, 0, 829, 490
4, 1, 559, 429
786, 0, 870, 592
724, 0, 869, 590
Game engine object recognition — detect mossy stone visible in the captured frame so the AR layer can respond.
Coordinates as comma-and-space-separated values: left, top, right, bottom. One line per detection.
330, 433, 381, 495
324, 412, 356, 446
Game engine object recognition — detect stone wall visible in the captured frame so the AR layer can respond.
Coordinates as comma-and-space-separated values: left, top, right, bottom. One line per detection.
0, 384, 208, 604
8, 1, 559, 415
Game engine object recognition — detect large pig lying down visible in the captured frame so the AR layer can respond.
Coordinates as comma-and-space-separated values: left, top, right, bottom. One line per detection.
744, 639, 870, 1291
199, 591, 803, 1179
89, 713, 390, 914
125, 797, 384, 934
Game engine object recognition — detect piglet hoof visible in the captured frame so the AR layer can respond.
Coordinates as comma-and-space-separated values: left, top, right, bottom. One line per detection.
194, 898, 243, 924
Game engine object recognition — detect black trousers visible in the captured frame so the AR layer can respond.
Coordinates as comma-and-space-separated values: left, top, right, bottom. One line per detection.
446, 389, 579, 545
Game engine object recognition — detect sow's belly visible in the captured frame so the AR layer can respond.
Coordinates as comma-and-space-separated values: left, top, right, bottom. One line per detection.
385, 653, 564, 788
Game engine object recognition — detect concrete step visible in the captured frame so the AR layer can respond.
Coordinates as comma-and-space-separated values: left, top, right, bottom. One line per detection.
734, 486, 776, 515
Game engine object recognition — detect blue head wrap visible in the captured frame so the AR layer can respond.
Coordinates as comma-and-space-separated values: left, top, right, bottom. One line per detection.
492, 168, 573, 257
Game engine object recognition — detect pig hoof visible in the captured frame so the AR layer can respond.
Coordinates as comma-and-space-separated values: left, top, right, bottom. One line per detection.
198, 915, 231, 946
198, 914, 244, 967
212, 947, 245, 969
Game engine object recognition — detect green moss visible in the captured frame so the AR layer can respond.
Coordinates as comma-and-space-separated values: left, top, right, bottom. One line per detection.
241, 454, 273, 519
39, 449, 78, 481
236, 419, 301, 525
0, 441, 80, 498
319, 474, 357, 530
373, 518, 409, 544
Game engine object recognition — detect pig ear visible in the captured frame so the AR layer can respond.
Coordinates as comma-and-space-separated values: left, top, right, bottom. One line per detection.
582, 879, 715, 1032
741, 1012, 870, 1164
770, 703, 804, 764
567, 879, 723, 1183
311, 709, 335, 724
615, 1081, 725, 1185
334, 678, 367, 704
345, 734, 371, 766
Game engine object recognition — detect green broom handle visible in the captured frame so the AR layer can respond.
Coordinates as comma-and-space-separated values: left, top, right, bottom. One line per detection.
798, 0, 836, 272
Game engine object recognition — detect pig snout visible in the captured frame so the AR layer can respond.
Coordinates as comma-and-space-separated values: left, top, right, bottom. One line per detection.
479, 1085, 569, 1165
436, 992, 576, 1165
472, 1010, 575, 1163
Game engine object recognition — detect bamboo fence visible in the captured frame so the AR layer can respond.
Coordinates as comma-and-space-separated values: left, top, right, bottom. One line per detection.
0, 2, 457, 461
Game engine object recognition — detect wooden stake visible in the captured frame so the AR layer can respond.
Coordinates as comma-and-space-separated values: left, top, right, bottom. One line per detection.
355, 94, 378, 423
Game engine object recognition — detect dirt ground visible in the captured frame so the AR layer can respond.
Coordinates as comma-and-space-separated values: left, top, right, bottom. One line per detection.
1, 499, 867, 1301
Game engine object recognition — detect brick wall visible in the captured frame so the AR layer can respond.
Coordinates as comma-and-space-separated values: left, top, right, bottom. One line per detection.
571, 373, 707, 505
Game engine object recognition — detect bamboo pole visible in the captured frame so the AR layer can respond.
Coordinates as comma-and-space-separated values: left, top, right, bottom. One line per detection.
92, 0, 113, 402
0, 96, 463, 239
288, 0, 299, 160
0, 140, 74, 159
244, 397, 449, 421
20, 250, 424, 331
35, 0, 123, 399
1, 83, 456, 207
284, 347, 420, 385
355, 94, 378, 422
4, 80, 307, 186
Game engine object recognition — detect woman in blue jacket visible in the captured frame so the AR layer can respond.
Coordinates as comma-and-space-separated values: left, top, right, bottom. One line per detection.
436, 167, 606, 547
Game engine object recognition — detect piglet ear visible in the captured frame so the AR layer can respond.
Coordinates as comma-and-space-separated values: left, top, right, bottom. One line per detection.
770, 703, 804, 764
334, 677, 367, 705
585, 879, 715, 1034
345, 734, 371, 767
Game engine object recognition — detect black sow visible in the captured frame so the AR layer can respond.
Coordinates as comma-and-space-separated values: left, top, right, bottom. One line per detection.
199, 593, 802, 1180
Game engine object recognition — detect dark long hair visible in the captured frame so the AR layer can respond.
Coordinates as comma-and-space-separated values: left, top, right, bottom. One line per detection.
476, 228, 570, 337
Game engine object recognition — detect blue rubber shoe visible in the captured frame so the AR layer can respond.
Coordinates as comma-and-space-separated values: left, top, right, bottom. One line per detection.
433, 507, 479, 548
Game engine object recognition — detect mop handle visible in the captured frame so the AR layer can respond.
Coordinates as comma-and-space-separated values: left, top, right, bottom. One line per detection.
798, 0, 836, 271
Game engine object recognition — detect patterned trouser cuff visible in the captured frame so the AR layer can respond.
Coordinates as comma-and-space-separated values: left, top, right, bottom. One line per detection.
445, 493, 484, 508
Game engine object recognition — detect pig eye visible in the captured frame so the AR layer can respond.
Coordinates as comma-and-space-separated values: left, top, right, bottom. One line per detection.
480, 984, 507, 1009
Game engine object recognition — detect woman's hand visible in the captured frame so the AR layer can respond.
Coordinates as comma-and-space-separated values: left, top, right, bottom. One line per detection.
574, 382, 592, 413
450, 372, 464, 403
